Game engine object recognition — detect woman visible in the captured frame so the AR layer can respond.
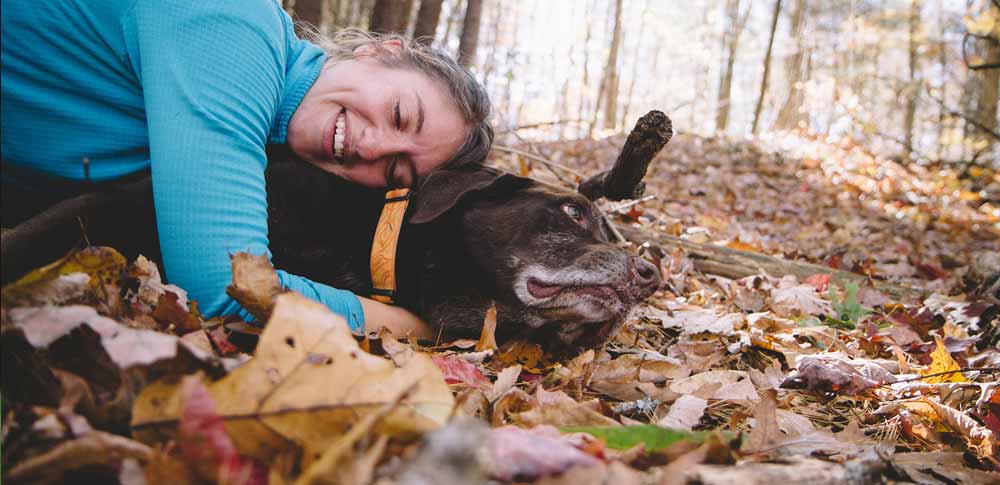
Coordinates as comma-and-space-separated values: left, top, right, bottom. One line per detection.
0, 0, 493, 337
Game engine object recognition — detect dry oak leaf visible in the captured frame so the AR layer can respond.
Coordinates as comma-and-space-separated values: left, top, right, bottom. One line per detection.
131, 293, 454, 462
487, 425, 602, 482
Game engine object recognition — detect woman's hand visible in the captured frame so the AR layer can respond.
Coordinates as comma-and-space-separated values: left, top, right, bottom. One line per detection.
357, 296, 435, 339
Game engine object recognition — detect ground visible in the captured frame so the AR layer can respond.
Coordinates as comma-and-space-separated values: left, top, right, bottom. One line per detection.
2, 131, 998, 484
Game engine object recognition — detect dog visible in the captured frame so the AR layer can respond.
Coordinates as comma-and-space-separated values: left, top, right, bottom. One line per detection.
266, 157, 660, 350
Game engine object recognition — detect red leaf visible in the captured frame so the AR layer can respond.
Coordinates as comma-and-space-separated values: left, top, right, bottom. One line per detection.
178, 377, 267, 485
488, 425, 601, 481
432, 355, 490, 389
208, 326, 239, 355
803, 273, 832, 292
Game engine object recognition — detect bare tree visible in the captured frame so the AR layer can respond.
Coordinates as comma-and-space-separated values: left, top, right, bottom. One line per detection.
752, 0, 782, 134
602, 0, 625, 130
775, 0, 809, 130
967, 2, 999, 160
292, 0, 325, 36
458, 0, 484, 67
715, 0, 752, 133
370, 0, 407, 34
414, 0, 445, 43
902, 0, 921, 156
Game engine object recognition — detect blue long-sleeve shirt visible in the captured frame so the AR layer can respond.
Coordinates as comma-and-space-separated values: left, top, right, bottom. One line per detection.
1, 0, 365, 331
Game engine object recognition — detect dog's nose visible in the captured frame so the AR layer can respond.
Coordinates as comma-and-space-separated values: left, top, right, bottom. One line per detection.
632, 256, 661, 294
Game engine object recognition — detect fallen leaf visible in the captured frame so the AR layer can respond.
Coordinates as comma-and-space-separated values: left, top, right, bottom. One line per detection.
657, 394, 708, 430
476, 302, 498, 352
563, 424, 713, 452
922, 397, 996, 461
780, 356, 894, 395
225, 252, 283, 322
432, 354, 490, 389
2, 246, 126, 304
922, 336, 969, 384
131, 293, 454, 462
496, 340, 546, 372
177, 376, 267, 485
488, 425, 601, 481
769, 279, 834, 318
486, 364, 522, 402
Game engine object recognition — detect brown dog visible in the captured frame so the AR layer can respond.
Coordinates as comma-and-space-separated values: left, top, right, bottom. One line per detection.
267, 159, 660, 350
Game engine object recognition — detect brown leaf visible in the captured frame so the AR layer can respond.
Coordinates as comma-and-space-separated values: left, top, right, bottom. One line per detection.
476, 302, 498, 352
487, 425, 602, 481
131, 293, 454, 462
225, 252, 282, 322
744, 389, 780, 453
922, 397, 997, 461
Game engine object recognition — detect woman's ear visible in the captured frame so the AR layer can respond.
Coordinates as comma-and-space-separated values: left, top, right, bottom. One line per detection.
353, 39, 404, 57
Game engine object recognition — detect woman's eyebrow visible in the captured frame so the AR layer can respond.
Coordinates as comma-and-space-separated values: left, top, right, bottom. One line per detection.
415, 92, 425, 134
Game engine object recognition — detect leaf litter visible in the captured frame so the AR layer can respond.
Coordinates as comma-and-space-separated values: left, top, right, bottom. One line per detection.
3, 132, 999, 484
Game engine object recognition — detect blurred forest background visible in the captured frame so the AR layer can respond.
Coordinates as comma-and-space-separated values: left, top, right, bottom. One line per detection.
280, 0, 1000, 166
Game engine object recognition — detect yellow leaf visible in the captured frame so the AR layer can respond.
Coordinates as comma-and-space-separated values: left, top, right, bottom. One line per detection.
496, 340, 547, 373
131, 293, 454, 463
2, 246, 126, 305
922, 337, 967, 384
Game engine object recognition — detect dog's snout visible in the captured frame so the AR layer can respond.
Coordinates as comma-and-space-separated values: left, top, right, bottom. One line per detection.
632, 256, 661, 293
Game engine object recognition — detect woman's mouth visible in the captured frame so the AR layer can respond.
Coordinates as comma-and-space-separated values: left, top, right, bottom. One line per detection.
331, 109, 346, 160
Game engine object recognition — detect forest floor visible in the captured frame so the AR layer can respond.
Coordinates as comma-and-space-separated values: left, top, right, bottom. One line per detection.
2, 131, 999, 484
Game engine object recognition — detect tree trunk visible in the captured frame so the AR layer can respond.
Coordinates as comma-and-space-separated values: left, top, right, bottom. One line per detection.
775, 0, 808, 130
370, 0, 406, 34
458, 0, 484, 67
293, 0, 325, 36
751, 0, 783, 135
715, 0, 750, 134
968, 1, 999, 162
413, 0, 444, 43
902, 0, 921, 157
392, 0, 413, 35
602, 0, 624, 130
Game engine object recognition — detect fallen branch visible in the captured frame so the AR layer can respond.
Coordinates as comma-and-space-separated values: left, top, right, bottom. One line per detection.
617, 224, 926, 302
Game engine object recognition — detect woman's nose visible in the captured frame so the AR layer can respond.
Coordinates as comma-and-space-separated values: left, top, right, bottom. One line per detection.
357, 129, 406, 163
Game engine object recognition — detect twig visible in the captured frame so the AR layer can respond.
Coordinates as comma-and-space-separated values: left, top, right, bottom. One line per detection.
497, 119, 588, 134
491, 144, 586, 179
608, 195, 657, 214
924, 87, 1000, 142
880, 367, 1000, 387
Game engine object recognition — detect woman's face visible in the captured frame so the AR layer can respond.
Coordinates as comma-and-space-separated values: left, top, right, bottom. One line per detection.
287, 46, 467, 189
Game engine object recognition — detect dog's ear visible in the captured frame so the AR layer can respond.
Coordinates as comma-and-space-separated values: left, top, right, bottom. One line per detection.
410, 167, 525, 224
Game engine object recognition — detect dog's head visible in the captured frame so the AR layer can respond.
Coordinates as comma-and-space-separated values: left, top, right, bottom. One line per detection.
410, 166, 660, 349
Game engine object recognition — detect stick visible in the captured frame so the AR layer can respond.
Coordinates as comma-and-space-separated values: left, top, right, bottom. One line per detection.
616, 224, 926, 302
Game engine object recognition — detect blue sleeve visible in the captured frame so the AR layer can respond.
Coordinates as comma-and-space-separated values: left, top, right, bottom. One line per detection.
124, 0, 364, 332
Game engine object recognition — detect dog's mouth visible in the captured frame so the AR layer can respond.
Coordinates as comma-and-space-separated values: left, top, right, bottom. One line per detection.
526, 278, 618, 301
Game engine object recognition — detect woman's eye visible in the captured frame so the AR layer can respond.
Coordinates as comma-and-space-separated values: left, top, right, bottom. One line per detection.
561, 203, 584, 222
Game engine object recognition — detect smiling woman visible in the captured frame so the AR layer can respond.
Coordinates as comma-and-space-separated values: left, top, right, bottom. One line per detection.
0, 0, 492, 337
289, 29, 493, 189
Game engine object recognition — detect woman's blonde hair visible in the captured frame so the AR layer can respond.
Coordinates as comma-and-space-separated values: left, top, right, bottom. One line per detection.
305, 28, 493, 170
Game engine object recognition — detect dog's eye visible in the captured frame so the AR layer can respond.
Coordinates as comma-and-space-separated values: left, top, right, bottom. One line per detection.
561, 203, 585, 223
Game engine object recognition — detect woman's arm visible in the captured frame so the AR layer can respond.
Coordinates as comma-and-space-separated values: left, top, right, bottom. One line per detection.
125, 0, 365, 330
357, 296, 434, 339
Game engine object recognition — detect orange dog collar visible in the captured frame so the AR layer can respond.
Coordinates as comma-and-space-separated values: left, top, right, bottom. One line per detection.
369, 188, 411, 304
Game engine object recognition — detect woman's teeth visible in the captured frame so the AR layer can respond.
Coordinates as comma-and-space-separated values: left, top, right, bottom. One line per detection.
333, 114, 345, 158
